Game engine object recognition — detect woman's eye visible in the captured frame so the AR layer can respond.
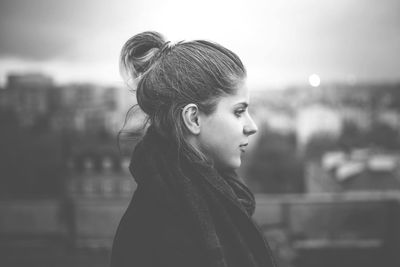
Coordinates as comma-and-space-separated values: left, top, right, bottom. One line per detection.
234, 109, 245, 117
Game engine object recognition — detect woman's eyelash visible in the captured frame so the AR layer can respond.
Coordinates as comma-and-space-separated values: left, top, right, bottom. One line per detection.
234, 109, 246, 116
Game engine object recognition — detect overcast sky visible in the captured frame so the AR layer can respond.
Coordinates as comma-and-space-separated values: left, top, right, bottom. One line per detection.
0, 0, 399, 89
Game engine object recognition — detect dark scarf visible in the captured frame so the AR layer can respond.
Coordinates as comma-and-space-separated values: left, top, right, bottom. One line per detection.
129, 126, 276, 267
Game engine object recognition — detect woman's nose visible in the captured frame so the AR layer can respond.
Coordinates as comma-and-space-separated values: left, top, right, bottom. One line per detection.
243, 115, 258, 136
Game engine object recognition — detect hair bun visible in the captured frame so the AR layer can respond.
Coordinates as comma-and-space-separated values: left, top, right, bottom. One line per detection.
120, 31, 165, 81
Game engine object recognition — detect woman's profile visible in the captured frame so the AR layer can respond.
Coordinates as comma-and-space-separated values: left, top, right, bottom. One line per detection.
111, 31, 276, 267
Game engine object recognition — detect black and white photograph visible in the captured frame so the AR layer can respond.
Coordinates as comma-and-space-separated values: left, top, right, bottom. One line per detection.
0, 0, 399, 266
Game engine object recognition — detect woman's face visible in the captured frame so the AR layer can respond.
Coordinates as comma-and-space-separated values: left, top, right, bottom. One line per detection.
197, 81, 258, 171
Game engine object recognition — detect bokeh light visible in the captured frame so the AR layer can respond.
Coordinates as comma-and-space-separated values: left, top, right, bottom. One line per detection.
309, 74, 321, 87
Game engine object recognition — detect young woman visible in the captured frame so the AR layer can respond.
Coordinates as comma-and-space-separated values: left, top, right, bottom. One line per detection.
111, 31, 276, 267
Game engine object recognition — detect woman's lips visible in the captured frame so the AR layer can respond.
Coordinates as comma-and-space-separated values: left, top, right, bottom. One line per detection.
239, 143, 248, 152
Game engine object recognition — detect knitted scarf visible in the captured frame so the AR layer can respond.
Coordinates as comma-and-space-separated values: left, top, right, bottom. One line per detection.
129, 126, 276, 267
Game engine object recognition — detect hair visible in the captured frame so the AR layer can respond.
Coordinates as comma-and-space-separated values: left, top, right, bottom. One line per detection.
120, 31, 246, 162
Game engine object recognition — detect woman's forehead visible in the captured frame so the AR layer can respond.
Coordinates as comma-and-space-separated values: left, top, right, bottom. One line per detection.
233, 81, 250, 102
217, 83, 249, 107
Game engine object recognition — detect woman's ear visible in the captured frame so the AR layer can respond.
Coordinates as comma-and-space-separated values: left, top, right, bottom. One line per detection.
182, 103, 201, 135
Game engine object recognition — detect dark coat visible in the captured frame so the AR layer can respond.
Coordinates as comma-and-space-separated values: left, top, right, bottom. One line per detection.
110, 128, 276, 267
111, 177, 216, 267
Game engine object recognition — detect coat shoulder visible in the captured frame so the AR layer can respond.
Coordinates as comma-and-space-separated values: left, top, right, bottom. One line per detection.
110, 184, 205, 267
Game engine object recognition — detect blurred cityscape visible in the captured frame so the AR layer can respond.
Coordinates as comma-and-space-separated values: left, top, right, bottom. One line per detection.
1, 72, 400, 266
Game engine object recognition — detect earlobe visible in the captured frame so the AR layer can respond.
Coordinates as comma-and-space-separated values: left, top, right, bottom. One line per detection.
182, 103, 201, 135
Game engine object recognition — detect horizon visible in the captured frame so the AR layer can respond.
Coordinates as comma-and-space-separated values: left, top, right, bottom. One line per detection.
1, 70, 399, 92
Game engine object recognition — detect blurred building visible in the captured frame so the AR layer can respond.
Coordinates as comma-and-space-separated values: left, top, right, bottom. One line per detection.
306, 150, 400, 193
0, 72, 136, 136
0, 73, 55, 127
66, 155, 136, 248
49, 83, 135, 136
